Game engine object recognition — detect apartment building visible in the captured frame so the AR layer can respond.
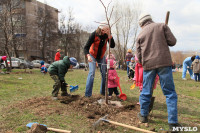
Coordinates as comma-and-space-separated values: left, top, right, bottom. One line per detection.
0, 0, 59, 62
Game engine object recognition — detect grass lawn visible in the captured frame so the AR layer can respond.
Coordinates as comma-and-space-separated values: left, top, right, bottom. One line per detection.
0, 69, 199, 133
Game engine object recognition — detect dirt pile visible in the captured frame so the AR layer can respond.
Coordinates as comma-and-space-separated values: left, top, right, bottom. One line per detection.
8, 95, 141, 128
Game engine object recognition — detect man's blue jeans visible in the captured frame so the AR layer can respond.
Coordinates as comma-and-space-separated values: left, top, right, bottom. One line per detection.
85, 55, 106, 97
126, 61, 130, 76
182, 63, 193, 79
140, 66, 178, 124
194, 73, 200, 81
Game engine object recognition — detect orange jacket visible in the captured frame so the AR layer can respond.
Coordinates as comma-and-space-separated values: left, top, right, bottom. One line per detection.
89, 35, 108, 59
84, 31, 115, 59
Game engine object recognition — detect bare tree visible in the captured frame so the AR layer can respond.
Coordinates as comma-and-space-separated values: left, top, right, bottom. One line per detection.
59, 8, 75, 57
36, 4, 57, 61
112, 1, 142, 63
59, 8, 90, 62
0, 0, 24, 71
171, 51, 186, 65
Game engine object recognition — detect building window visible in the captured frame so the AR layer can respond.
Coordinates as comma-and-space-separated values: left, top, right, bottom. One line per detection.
39, 30, 42, 36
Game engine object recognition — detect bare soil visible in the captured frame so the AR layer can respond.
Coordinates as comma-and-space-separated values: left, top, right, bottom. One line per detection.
7, 95, 155, 132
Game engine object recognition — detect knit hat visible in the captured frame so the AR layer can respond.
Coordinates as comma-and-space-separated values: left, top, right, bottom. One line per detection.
2, 56, 6, 61
127, 49, 132, 53
57, 49, 61, 52
138, 13, 152, 27
40, 60, 44, 65
195, 55, 199, 59
69, 57, 77, 66
99, 21, 109, 29
109, 59, 115, 68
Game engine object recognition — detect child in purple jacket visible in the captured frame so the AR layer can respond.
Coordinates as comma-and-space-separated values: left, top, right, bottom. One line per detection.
107, 59, 119, 98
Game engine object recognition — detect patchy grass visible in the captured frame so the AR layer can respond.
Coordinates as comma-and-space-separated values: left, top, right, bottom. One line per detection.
0, 69, 199, 133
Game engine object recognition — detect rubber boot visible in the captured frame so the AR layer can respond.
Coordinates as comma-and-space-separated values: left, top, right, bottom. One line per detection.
61, 83, 70, 96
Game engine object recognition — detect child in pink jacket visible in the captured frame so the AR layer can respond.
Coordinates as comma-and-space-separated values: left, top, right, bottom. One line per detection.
133, 55, 143, 91
133, 55, 159, 104
107, 59, 119, 98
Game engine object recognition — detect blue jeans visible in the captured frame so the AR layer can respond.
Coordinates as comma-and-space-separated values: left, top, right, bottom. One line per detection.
182, 63, 193, 79
126, 61, 130, 76
140, 66, 178, 124
194, 73, 200, 81
85, 55, 106, 97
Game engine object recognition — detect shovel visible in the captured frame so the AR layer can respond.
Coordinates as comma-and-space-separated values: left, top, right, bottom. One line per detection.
116, 77, 127, 101
26, 122, 71, 133
66, 85, 79, 93
69, 85, 78, 92
94, 115, 156, 133
130, 82, 136, 90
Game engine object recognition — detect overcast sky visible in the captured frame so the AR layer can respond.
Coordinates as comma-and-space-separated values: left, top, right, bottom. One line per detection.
37, 0, 200, 52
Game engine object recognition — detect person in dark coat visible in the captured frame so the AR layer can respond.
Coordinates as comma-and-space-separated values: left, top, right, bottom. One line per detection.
48, 56, 77, 100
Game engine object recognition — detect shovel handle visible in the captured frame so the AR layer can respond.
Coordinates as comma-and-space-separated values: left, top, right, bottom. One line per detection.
47, 127, 71, 133
165, 11, 170, 25
116, 77, 123, 94
108, 120, 156, 133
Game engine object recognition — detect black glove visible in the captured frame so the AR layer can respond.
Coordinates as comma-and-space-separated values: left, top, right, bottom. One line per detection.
61, 81, 68, 86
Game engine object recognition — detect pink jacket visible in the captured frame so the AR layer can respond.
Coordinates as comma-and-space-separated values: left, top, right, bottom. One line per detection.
133, 64, 159, 91
107, 59, 118, 88
108, 69, 118, 88
133, 55, 159, 91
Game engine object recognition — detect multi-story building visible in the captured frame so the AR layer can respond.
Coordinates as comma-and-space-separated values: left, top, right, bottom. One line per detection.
0, 0, 59, 62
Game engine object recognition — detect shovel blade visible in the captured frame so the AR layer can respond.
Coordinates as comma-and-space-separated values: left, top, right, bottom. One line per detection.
149, 96, 155, 113
70, 85, 79, 92
119, 93, 127, 101
26, 122, 47, 128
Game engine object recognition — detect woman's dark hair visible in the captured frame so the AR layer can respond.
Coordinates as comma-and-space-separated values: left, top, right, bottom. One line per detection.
191, 55, 196, 61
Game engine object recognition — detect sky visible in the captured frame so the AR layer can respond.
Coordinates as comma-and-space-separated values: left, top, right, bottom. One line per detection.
37, 0, 200, 52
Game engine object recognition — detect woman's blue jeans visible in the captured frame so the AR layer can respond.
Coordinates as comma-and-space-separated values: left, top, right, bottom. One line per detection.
85, 55, 106, 97
140, 66, 178, 124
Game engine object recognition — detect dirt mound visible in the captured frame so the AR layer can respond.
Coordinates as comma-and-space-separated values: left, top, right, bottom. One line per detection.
7, 95, 141, 129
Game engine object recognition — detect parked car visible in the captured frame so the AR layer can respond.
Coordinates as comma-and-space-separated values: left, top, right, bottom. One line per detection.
79, 63, 88, 68
31, 60, 50, 68
22, 59, 34, 69
0, 57, 30, 69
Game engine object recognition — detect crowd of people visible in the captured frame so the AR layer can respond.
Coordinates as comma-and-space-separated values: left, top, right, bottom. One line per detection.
2, 12, 200, 132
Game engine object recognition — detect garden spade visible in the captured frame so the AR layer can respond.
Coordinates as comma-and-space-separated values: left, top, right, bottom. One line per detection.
26, 122, 71, 133
66, 85, 79, 93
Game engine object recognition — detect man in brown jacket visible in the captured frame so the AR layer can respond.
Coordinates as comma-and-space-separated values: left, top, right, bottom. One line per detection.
136, 13, 181, 131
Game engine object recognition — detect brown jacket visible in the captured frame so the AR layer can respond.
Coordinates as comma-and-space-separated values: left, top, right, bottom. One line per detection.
191, 59, 200, 73
136, 21, 176, 70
